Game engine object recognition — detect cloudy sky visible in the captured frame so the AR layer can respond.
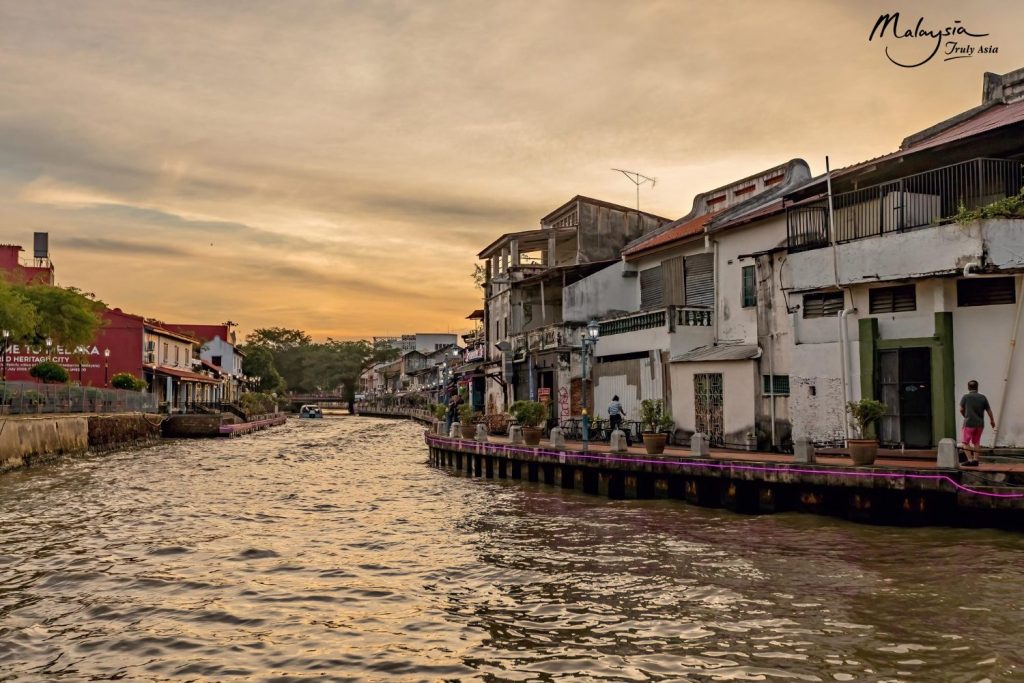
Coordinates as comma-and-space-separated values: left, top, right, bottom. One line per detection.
1, 1, 1021, 340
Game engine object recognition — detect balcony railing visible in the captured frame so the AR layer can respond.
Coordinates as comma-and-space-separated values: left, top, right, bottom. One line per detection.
598, 307, 713, 337
677, 307, 713, 327
787, 158, 1024, 252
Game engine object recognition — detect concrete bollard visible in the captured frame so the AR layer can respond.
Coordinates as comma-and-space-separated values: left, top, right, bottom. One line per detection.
435, 420, 446, 435
609, 429, 629, 454
449, 421, 461, 439
793, 436, 815, 463
475, 423, 489, 443
691, 432, 709, 457
937, 438, 958, 468
509, 425, 525, 445
548, 426, 566, 450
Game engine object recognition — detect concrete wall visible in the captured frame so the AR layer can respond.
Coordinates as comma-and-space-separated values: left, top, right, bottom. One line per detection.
786, 222, 984, 292
563, 261, 636, 322
577, 203, 662, 263
670, 360, 757, 448
0, 416, 89, 472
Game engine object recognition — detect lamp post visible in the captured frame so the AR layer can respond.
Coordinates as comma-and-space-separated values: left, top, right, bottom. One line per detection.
1, 329, 9, 381
580, 319, 600, 451
103, 348, 110, 386
45, 337, 52, 358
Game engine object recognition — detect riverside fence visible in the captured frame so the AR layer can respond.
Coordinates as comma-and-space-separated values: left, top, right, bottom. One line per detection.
0, 381, 158, 415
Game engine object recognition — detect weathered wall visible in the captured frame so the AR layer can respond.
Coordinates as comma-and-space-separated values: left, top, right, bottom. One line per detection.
562, 261, 635, 322
161, 414, 223, 438
88, 414, 162, 451
669, 360, 757, 448
0, 416, 89, 472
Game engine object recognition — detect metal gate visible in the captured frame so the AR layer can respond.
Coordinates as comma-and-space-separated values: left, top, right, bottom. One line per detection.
694, 373, 724, 446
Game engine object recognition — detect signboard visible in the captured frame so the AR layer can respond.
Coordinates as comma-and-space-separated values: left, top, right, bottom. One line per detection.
538, 387, 551, 404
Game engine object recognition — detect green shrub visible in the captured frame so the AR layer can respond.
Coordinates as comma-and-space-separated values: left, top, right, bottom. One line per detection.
509, 400, 546, 428
111, 372, 147, 391
458, 402, 474, 423
29, 361, 69, 384
22, 390, 44, 405
240, 392, 278, 416
847, 399, 887, 439
955, 187, 1024, 223
639, 399, 664, 432
433, 403, 447, 420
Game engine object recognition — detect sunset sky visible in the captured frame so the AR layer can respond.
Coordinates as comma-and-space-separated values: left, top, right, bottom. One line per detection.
1, 1, 1022, 340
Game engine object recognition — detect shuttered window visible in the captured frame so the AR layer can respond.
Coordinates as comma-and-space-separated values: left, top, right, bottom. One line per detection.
957, 277, 1017, 307
662, 256, 684, 306
869, 284, 916, 313
684, 253, 714, 308
640, 266, 663, 309
802, 291, 844, 318
741, 266, 757, 308
762, 375, 790, 396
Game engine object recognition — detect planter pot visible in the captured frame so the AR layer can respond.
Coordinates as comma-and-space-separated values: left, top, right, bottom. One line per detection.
847, 438, 879, 466
522, 427, 543, 446
460, 423, 476, 439
642, 432, 667, 455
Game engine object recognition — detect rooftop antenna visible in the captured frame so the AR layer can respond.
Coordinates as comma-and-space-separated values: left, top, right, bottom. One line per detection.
612, 169, 656, 211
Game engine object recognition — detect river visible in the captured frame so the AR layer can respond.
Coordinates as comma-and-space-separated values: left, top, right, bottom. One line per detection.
0, 416, 1022, 681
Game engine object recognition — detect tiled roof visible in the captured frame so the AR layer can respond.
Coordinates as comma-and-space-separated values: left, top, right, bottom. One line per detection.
670, 343, 761, 363
622, 211, 720, 257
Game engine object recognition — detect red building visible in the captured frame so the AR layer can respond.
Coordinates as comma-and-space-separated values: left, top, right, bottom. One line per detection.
0, 234, 54, 286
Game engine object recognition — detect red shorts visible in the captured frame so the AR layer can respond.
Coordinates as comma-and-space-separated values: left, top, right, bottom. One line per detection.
961, 426, 984, 446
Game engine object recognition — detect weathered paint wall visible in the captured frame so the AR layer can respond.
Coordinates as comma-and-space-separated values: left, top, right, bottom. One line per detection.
952, 274, 1024, 447
786, 222, 983, 292
669, 360, 757, 448
562, 261, 636, 322
592, 353, 665, 424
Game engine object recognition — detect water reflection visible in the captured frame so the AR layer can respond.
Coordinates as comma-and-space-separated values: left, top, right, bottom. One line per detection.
0, 417, 1021, 681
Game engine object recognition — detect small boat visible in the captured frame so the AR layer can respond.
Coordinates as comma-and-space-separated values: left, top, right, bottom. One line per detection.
299, 405, 323, 419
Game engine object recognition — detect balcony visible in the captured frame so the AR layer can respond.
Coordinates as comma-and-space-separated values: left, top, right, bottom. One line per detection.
787, 158, 1023, 252
598, 307, 712, 337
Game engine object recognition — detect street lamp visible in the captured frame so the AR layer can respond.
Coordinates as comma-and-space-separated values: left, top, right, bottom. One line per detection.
580, 319, 600, 451
103, 348, 110, 386
45, 337, 52, 358
1, 329, 9, 381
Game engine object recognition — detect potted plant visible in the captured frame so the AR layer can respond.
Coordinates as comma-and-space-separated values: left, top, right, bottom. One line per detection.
640, 399, 669, 455
432, 403, 447, 420
846, 398, 888, 466
458, 403, 476, 438
510, 400, 546, 446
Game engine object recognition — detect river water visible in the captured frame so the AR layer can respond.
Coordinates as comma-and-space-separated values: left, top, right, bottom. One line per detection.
1, 416, 1022, 682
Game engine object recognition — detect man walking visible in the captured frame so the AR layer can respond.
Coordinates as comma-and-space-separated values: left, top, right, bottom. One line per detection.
607, 395, 631, 446
959, 380, 996, 467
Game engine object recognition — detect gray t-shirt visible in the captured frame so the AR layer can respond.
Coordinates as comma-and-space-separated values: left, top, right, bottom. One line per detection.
608, 400, 623, 417
960, 391, 991, 428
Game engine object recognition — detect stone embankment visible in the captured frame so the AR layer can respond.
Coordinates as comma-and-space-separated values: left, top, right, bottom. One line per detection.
0, 413, 162, 473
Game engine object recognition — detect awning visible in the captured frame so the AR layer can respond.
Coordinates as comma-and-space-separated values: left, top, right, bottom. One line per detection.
151, 365, 222, 384
670, 343, 761, 363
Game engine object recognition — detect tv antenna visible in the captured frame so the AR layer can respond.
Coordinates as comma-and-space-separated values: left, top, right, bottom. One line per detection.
612, 169, 656, 211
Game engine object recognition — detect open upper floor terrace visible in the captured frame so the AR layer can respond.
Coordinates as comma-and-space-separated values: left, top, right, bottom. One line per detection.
786, 157, 1023, 253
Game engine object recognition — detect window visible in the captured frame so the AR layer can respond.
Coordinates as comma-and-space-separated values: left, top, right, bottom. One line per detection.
684, 253, 714, 308
162, 343, 169, 363
957, 277, 1016, 307
211, 355, 222, 367
762, 374, 790, 396
640, 266, 664, 309
174, 346, 180, 365
764, 174, 785, 186
733, 185, 755, 197
741, 266, 757, 308
869, 284, 916, 314
802, 291, 845, 318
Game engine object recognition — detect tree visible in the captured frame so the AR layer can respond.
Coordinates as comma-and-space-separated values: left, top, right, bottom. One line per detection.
472, 263, 486, 290
17, 284, 105, 348
0, 280, 38, 340
242, 345, 286, 393
244, 327, 312, 351
111, 372, 147, 391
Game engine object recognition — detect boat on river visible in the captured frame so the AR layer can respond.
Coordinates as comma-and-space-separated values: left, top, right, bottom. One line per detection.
299, 405, 323, 419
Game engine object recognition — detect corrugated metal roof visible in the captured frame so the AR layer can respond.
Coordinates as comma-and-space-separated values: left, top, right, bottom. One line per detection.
622, 211, 720, 257
670, 343, 761, 363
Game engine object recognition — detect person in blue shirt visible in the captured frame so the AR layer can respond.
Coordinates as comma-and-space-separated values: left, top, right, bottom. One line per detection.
607, 395, 631, 446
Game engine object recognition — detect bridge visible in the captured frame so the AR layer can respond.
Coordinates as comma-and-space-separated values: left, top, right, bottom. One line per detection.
287, 393, 349, 407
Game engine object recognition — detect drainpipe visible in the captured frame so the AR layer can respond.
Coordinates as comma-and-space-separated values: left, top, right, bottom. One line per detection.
826, 156, 841, 288
712, 238, 720, 345
766, 331, 776, 449
963, 261, 981, 278
838, 305, 856, 440
993, 275, 1024, 448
